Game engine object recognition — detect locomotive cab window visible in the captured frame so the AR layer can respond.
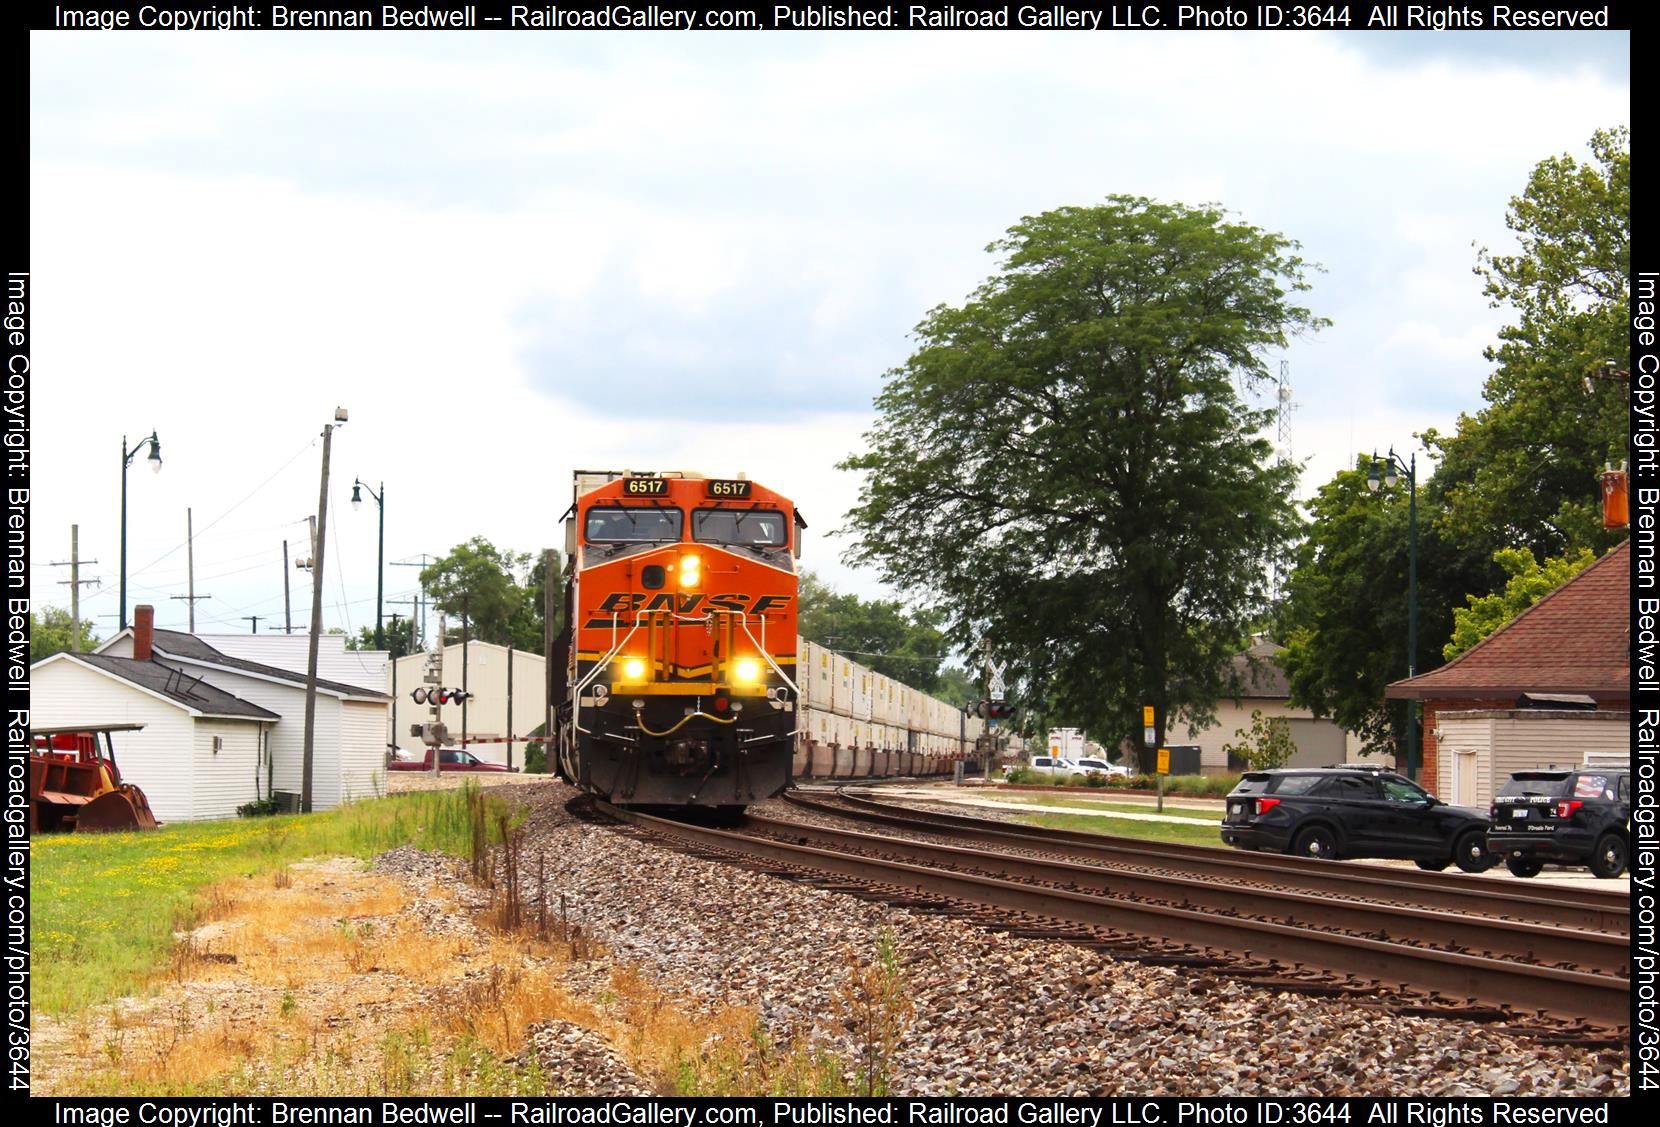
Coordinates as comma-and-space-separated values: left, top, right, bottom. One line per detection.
693, 508, 788, 547
585, 507, 683, 544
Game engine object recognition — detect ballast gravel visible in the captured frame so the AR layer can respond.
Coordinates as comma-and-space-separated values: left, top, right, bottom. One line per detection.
377, 781, 1628, 1098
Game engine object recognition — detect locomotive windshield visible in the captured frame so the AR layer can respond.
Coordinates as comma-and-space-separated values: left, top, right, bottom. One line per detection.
585, 507, 683, 543
693, 508, 788, 547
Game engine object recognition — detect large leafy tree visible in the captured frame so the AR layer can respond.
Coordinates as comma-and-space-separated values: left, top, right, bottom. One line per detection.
797, 571, 949, 691
1443, 546, 1597, 661
420, 538, 559, 653
841, 197, 1323, 767
30, 607, 98, 663
1426, 126, 1630, 558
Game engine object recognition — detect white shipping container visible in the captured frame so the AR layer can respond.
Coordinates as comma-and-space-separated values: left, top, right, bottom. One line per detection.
851, 662, 874, 722
834, 656, 854, 718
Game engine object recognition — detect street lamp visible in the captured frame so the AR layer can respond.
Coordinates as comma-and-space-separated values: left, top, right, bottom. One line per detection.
119, 430, 163, 630
1367, 447, 1418, 780
352, 479, 386, 651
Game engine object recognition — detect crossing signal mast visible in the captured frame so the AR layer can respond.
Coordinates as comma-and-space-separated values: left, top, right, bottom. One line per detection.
976, 641, 1012, 721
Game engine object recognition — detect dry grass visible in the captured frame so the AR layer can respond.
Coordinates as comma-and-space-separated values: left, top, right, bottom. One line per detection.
32, 854, 856, 1097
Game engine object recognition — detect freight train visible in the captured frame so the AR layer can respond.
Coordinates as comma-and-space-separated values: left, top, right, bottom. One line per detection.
552, 470, 802, 809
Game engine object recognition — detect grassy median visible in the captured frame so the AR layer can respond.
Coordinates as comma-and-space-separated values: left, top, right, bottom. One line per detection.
1006, 811, 1228, 847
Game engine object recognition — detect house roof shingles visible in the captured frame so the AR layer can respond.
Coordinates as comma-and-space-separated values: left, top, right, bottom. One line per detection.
151, 629, 390, 700
1229, 639, 1292, 699
1385, 540, 1630, 701
72, 654, 282, 721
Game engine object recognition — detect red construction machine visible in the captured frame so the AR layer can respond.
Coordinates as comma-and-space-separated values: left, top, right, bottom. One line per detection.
29, 724, 160, 832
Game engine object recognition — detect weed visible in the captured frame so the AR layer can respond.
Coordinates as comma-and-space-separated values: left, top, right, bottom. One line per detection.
280, 992, 296, 1018
830, 928, 914, 1096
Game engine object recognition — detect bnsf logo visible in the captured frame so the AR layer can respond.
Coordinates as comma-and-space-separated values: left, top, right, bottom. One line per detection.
584, 592, 793, 627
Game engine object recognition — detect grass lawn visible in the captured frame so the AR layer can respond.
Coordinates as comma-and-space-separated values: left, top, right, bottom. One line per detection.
992, 794, 1223, 821
30, 786, 493, 1015
1007, 811, 1229, 847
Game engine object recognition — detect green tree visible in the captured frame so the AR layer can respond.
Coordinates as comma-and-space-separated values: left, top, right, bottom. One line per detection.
1443, 546, 1597, 661
420, 538, 553, 653
797, 571, 948, 691
1222, 708, 1297, 771
1426, 127, 1630, 558
1275, 459, 1498, 757
348, 616, 419, 658
841, 197, 1322, 769
30, 607, 97, 663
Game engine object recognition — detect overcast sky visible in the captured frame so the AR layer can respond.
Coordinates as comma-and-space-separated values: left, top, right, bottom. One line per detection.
28, 29, 1629, 649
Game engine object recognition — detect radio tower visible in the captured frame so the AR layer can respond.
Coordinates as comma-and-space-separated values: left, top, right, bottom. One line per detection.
1270, 360, 1296, 602
1276, 359, 1294, 467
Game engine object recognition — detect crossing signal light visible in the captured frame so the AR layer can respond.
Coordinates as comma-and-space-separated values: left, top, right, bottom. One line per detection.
987, 700, 1014, 720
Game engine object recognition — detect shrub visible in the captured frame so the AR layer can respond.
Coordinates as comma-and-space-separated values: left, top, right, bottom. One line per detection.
235, 798, 282, 818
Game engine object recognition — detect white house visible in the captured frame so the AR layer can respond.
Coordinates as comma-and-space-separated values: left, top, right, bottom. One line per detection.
94, 606, 393, 811
29, 650, 279, 824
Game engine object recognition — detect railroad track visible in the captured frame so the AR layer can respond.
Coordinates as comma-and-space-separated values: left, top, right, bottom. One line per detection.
591, 797, 1629, 1040
791, 787, 1631, 936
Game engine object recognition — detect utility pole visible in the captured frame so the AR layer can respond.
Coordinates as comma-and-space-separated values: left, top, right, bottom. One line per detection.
388, 612, 404, 753
391, 553, 437, 646
241, 615, 264, 634
170, 508, 211, 632
302, 409, 347, 814
431, 612, 446, 777
50, 525, 99, 652
187, 508, 196, 630
283, 540, 293, 634
461, 596, 470, 752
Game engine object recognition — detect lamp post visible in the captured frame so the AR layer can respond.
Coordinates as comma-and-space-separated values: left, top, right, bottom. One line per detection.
119, 431, 163, 630
1367, 447, 1418, 780
352, 479, 386, 651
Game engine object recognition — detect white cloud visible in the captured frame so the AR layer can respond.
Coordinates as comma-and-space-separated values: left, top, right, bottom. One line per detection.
27, 29, 1628, 638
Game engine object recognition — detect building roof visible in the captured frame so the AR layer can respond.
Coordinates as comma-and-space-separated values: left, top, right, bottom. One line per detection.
1227, 639, 1292, 700
150, 630, 390, 700
1386, 540, 1630, 701
66, 654, 281, 721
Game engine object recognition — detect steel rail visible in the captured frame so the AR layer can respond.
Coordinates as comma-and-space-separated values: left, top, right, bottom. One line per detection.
786, 789, 1631, 935
601, 800, 1629, 1028
746, 814, 1628, 976
601, 801, 1629, 1027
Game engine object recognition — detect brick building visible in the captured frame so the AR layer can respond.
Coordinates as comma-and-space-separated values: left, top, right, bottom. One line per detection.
1385, 540, 1630, 795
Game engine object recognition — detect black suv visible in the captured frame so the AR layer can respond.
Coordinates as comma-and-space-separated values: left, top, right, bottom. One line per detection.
1487, 768, 1631, 879
1221, 766, 1494, 872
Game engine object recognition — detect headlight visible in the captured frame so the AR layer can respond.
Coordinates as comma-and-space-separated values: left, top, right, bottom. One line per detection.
735, 659, 760, 683
679, 554, 701, 588
622, 658, 646, 680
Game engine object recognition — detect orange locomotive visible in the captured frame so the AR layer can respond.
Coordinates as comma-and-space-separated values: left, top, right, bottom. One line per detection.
553, 471, 802, 809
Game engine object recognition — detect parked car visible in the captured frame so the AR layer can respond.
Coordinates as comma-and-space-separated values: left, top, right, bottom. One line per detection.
1487, 767, 1630, 878
1220, 766, 1494, 872
386, 747, 517, 772
1027, 756, 1089, 778
1075, 757, 1131, 777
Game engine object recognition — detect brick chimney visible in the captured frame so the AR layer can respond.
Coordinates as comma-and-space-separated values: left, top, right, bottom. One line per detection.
134, 605, 155, 662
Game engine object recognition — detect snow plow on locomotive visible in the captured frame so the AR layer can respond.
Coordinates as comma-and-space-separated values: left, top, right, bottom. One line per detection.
552, 471, 802, 809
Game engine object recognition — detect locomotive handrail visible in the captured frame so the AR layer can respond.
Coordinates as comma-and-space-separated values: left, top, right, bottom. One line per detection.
574, 620, 644, 700
739, 613, 798, 695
